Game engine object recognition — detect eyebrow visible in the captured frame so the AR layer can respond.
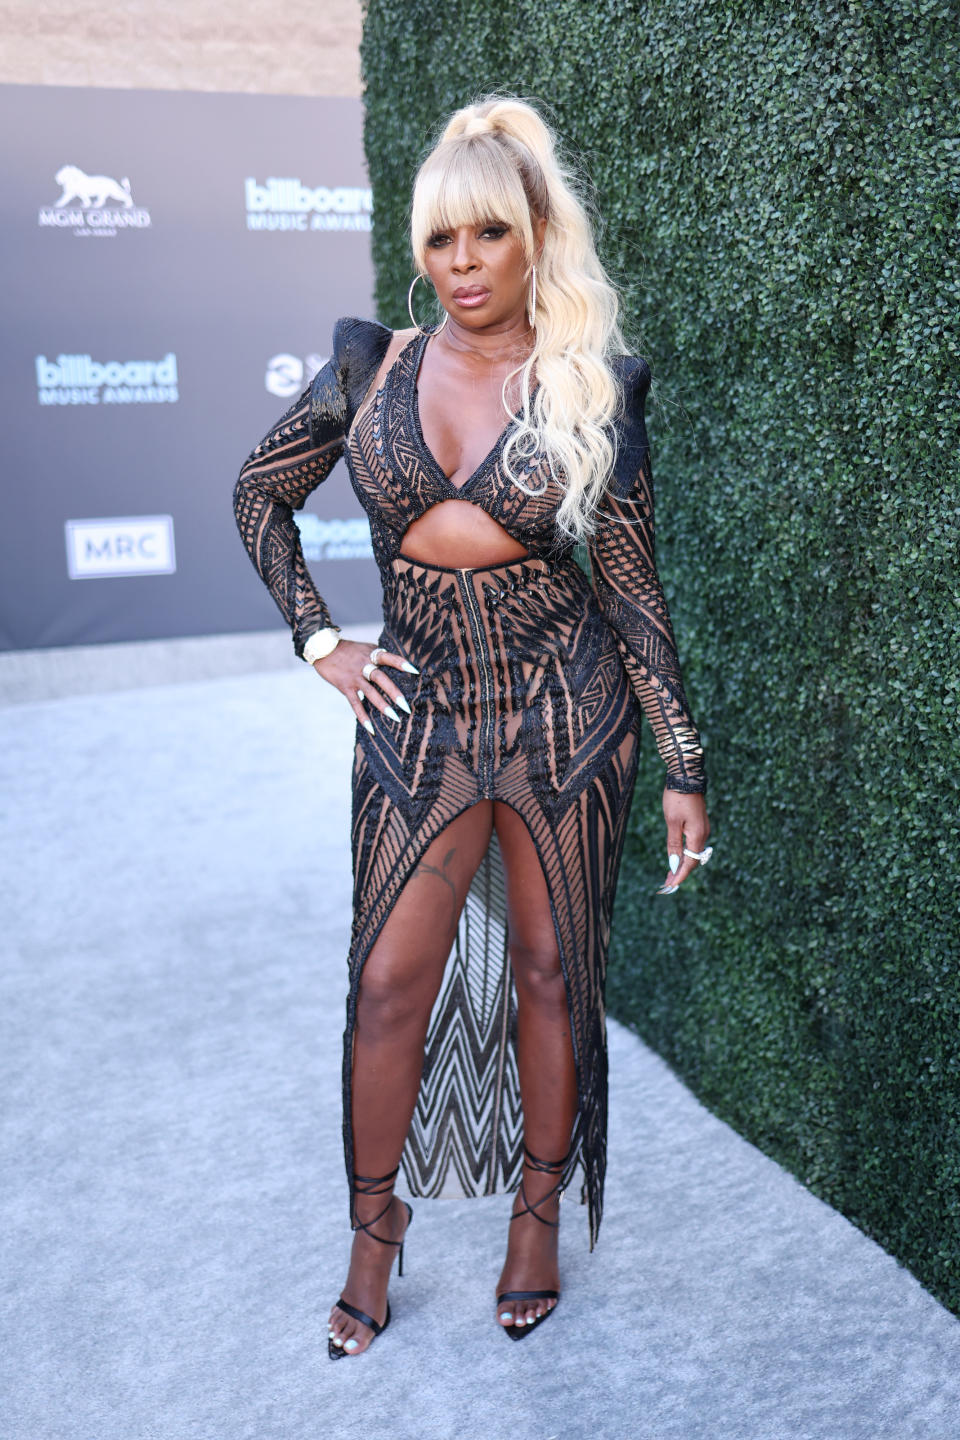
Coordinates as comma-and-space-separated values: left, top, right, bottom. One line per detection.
430, 218, 509, 233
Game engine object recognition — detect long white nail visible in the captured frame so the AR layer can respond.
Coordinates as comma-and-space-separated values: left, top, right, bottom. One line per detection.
395, 694, 412, 714
656, 884, 679, 895
669, 853, 681, 874
401, 661, 419, 674
384, 705, 401, 723
363, 718, 375, 735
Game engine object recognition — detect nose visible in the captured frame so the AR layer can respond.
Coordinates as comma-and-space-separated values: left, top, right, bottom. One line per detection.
451, 228, 479, 272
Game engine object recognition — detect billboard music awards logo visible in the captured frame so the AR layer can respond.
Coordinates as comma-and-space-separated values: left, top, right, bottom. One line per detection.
36, 353, 179, 406
38, 165, 152, 237
65, 515, 176, 579
265, 353, 326, 398
245, 178, 372, 232
294, 515, 373, 562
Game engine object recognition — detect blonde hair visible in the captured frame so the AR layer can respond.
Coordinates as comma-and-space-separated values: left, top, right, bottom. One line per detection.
410, 95, 628, 542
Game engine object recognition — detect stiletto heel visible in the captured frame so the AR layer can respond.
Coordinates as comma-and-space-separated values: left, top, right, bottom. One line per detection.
497, 1144, 571, 1342
328, 1164, 413, 1360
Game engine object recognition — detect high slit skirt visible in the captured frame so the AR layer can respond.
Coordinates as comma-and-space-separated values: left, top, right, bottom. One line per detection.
344, 549, 641, 1248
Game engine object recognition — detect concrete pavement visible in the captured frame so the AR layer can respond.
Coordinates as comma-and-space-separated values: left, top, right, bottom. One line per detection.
2, 635, 959, 1440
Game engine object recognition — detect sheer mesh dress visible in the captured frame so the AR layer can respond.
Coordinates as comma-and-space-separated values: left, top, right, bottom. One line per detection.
233, 316, 705, 1248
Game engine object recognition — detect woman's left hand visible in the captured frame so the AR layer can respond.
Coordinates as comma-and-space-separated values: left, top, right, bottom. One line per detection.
658, 789, 711, 895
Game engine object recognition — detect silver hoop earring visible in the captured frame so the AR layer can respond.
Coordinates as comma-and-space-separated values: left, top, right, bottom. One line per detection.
407, 274, 448, 335
527, 264, 537, 327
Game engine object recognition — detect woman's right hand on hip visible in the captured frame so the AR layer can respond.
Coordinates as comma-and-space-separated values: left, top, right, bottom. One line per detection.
312, 640, 417, 734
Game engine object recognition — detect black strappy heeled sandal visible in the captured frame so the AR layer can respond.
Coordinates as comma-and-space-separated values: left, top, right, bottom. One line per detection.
328, 1164, 413, 1360
497, 1144, 570, 1342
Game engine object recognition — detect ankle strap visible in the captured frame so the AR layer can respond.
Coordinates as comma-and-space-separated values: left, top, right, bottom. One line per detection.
511, 1144, 572, 1230
352, 1164, 400, 1197
522, 1144, 572, 1174
350, 1165, 402, 1249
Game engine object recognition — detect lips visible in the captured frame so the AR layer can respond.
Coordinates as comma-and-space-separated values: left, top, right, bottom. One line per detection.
452, 285, 491, 309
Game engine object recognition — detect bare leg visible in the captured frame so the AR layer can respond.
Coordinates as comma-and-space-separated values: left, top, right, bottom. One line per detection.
492, 802, 578, 1331
328, 801, 494, 1355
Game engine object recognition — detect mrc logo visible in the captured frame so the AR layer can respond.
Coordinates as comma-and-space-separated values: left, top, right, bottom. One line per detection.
65, 516, 176, 579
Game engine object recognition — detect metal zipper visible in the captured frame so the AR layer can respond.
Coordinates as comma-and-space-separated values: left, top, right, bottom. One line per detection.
459, 569, 494, 792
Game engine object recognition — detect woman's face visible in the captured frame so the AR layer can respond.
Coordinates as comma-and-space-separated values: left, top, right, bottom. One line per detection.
422, 213, 545, 330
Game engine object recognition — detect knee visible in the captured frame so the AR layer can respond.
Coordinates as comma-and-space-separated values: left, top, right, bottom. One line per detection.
510, 938, 566, 1010
356, 964, 429, 1040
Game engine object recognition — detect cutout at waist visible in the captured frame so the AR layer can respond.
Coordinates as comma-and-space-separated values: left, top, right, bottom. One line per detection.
394, 550, 533, 575
398, 497, 530, 571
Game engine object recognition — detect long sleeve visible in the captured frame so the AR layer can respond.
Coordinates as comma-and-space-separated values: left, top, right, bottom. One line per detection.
232, 367, 346, 657
232, 316, 392, 659
588, 361, 706, 793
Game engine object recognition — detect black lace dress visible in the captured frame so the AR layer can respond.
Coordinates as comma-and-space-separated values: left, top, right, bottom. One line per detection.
233, 316, 706, 1247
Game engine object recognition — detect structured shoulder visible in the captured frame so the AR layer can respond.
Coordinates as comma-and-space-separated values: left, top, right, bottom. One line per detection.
607, 354, 652, 499
309, 317, 393, 443
332, 316, 394, 413
610, 352, 652, 399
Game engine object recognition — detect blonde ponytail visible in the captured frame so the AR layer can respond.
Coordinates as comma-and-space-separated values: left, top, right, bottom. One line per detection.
410, 95, 627, 542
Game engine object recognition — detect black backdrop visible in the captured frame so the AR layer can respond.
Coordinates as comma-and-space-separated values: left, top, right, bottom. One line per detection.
0, 84, 381, 651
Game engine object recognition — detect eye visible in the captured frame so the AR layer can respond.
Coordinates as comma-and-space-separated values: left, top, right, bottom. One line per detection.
481, 223, 509, 239
426, 231, 451, 248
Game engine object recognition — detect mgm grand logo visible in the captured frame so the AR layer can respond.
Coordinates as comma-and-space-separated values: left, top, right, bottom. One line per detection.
38, 165, 152, 237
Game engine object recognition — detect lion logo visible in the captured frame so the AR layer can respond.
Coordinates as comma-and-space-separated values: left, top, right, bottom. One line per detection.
54, 165, 134, 210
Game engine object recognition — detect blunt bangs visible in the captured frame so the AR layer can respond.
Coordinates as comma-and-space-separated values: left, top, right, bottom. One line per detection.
411, 137, 534, 271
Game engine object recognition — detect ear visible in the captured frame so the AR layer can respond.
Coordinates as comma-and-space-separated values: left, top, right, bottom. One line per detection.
533, 213, 547, 260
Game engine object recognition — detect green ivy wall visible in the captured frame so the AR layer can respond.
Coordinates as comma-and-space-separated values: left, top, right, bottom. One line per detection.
360, 0, 960, 1312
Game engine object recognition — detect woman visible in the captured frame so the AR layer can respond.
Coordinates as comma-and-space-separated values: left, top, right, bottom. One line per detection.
233, 95, 710, 1358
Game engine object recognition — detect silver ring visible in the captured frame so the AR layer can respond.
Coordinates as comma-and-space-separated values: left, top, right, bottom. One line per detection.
369, 647, 386, 665
683, 846, 714, 866
362, 662, 377, 681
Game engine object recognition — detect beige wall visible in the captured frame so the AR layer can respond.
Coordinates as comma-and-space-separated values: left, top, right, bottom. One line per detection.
0, 1, 362, 96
